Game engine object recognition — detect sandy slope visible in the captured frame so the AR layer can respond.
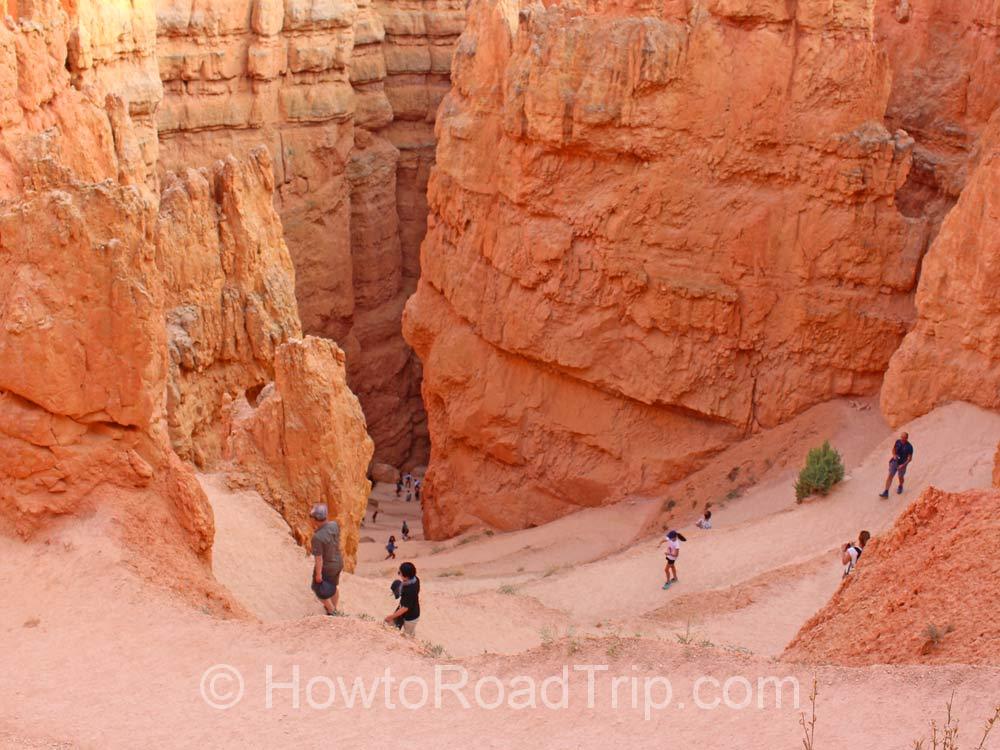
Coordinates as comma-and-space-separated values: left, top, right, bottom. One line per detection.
2, 400, 999, 747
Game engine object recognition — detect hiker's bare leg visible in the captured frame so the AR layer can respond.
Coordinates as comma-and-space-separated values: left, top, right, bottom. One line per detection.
883, 472, 893, 493
322, 597, 335, 614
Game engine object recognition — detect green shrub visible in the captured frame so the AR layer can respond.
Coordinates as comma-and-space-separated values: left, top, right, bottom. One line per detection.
795, 441, 845, 501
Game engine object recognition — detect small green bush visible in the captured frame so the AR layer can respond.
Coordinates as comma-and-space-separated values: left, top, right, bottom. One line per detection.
795, 441, 845, 501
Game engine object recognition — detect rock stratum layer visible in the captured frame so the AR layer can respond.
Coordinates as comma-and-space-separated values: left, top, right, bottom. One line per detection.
1, 1, 373, 578
785, 487, 1000, 666
404, 0, 926, 537
153, 0, 466, 467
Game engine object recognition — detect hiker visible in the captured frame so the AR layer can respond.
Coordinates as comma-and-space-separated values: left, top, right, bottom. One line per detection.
696, 509, 713, 530
395, 478, 403, 498
370, 498, 380, 524
657, 530, 687, 589
403, 473, 413, 489
309, 504, 343, 616
414, 479, 421, 503
385, 562, 421, 637
401, 520, 410, 541
879, 432, 914, 498
842, 530, 871, 577
385, 535, 397, 560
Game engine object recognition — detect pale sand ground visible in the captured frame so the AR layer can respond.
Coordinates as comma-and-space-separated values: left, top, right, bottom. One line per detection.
2, 400, 999, 748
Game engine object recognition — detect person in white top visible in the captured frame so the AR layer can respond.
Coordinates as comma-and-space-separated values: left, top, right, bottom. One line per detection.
657, 530, 686, 589
696, 509, 712, 529
841, 530, 871, 578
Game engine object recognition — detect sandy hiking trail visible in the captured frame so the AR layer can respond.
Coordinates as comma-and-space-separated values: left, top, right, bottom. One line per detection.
2, 400, 998, 748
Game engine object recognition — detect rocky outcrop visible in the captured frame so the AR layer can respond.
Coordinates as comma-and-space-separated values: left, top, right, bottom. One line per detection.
404, 0, 924, 537
881, 112, 1000, 424
995, 442, 1000, 488
785, 487, 1000, 666
159, 147, 301, 466
1, 1, 374, 595
876, 0, 1000, 227
227, 337, 374, 570
0, 5, 214, 573
152, 0, 465, 467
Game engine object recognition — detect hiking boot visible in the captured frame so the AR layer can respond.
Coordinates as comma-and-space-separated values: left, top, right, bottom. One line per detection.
897, 485, 904, 494
661, 582, 672, 590
878, 491, 889, 499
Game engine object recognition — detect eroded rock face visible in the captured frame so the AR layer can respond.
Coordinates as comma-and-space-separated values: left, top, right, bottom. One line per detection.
152, 0, 465, 467
158, 147, 301, 466
0, 5, 214, 569
1, 0, 374, 595
785, 487, 1000, 666
404, 0, 924, 537
881, 112, 1000, 425
876, 0, 1000, 226
227, 337, 374, 570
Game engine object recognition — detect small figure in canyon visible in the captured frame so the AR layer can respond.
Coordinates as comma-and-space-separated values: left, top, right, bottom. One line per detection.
842, 530, 871, 578
370, 498, 380, 525
309, 504, 343, 616
396, 478, 403, 497
414, 479, 422, 503
696, 508, 713, 530
385, 562, 421, 637
879, 432, 914, 498
658, 530, 686, 589
402, 520, 410, 541
385, 535, 398, 560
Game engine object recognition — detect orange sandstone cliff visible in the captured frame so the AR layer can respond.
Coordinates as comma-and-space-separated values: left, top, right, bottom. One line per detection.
785, 487, 1000, 666
1, 2, 374, 577
881, 111, 1000, 424
0, 4, 217, 593
152, 0, 466, 466
228, 337, 374, 571
404, 0, 924, 537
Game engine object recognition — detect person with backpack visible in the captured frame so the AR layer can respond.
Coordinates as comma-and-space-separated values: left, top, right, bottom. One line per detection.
308, 504, 343, 616
842, 530, 871, 577
401, 520, 410, 541
385, 535, 397, 560
879, 432, 914, 498
385, 562, 421, 637
657, 530, 687, 589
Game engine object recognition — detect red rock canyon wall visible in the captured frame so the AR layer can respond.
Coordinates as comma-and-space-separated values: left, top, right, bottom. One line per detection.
153, 0, 466, 467
404, 0, 928, 537
1, 1, 373, 577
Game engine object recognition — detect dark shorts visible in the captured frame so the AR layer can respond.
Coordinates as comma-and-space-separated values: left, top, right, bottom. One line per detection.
311, 571, 341, 600
665, 557, 677, 566
888, 459, 908, 479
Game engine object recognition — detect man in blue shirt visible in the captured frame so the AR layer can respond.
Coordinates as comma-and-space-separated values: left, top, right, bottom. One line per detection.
879, 432, 914, 498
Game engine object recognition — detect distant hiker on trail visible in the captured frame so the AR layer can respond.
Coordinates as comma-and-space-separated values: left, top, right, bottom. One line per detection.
696, 509, 713, 530
879, 432, 914, 498
370, 498, 380, 524
385, 562, 421, 637
405, 486, 413, 502
414, 479, 422, 503
396, 478, 403, 497
842, 530, 871, 577
385, 535, 398, 560
401, 520, 410, 541
658, 530, 686, 589
309, 504, 343, 616
404, 473, 413, 489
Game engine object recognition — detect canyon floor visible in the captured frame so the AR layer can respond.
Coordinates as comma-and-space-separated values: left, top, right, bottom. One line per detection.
2, 400, 999, 748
